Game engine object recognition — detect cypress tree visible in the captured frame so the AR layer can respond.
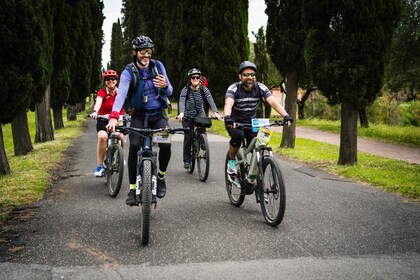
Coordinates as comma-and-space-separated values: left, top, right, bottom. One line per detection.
202, 0, 249, 106
303, 0, 402, 165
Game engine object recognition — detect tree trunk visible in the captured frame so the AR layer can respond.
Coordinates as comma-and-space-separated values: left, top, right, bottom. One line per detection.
35, 84, 54, 143
53, 106, 64, 130
338, 100, 358, 165
11, 108, 34, 156
280, 71, 297, 148
359, 107, 369, 128
67, 104, 78, 121
0, 124, 11, 175
297, 88, 316, 119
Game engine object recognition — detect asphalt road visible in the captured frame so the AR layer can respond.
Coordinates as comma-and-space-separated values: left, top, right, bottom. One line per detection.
1, 119, 419, 279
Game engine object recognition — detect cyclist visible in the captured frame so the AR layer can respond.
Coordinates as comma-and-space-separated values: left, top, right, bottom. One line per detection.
223, 61, 293, 176
89, 70, 125, 177
106, 35, 173, 206
177, 68, 222, 169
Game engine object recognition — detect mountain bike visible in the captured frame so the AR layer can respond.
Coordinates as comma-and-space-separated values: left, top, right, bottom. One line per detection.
181, 116, 215, 182
96, 116, 126, 197
225, 119, 286, 227
117, 125, 189, 246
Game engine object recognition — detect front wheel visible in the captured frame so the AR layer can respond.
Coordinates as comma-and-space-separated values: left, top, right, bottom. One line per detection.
140, 160, 152, 245
197, 133, 210, 182
225, 151, 245, 207
106, 144, 124, 197
258, 156, 286, 227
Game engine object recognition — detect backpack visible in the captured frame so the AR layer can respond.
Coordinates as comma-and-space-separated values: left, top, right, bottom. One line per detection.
124, 59, 170, 111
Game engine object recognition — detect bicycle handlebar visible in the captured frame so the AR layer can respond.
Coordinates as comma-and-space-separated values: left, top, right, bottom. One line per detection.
235, 119, 284, 128
116, 126, 189, 136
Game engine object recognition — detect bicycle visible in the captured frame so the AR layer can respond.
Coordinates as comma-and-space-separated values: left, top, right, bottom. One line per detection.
117, 125, 189, 246
224, 119, 286, 227
95, 116, 126, 197
181, 116, 215, 182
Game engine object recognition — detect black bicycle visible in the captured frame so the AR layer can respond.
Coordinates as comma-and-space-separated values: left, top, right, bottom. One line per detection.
225, 119, 286, 227
181, 116, 215, 182
117, 125, 189, 246
96, 116, 125, 197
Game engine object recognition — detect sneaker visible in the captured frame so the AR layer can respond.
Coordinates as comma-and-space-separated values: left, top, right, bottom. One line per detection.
227, 159, 237, 175
157, 177, 166, 198
94, 164, 105, 177
183, 161, 190, 170
126, 189, 138, 206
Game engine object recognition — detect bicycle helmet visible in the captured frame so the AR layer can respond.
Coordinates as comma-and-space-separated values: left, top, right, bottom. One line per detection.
103, 69, 118, 80
238, 61, 257, 73
132, 35, 154, 50
187, 68, 201, 77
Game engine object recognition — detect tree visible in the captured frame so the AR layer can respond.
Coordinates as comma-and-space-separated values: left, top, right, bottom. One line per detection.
110, 19, 124, 73
266, 0, 306, 148
202, 0, 249, 106
51, 0, 73, 130
384, 0, 420, 98
303, 0, 402, 165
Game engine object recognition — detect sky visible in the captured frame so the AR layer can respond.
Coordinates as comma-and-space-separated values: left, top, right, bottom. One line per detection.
101, 0, 268, 69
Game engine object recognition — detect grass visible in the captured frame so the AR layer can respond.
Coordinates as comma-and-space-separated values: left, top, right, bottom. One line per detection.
0, 110, 87, 221
208, 119, 420, 200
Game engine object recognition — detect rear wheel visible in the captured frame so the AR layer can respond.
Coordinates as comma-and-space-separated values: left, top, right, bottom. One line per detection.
225, 151, 245, 207
140, 160, 152, 245
106, 144, 124, 197
258, 156, 286, 227
197, 133, 210, 182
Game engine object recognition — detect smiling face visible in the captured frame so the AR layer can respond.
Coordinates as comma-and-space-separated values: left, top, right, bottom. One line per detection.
133, 48, 153, 68
239, 68, 256, 90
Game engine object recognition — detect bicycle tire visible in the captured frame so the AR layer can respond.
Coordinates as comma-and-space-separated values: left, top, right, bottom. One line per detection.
106, 144, 124, 197
258, 156, 286, 227
225, 151, 245, 207
197, 133, 210, 182
187, 138, 195, 174
141, 159, 152, 245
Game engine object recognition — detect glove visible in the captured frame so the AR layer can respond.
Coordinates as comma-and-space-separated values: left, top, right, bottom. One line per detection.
224, 115, 234, 127
284, 115, 293, 124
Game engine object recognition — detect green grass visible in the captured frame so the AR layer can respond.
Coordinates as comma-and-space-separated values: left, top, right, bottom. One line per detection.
0, 110, 87, 221
297, 118, 420, 147
209, 119, 420, 200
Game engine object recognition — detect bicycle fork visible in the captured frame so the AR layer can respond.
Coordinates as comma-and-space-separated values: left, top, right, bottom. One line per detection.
136, 150, 159, 209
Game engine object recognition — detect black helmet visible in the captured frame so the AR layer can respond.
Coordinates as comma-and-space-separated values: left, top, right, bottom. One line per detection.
238, 61, 257, 73
132, 35, 154, 50
187, 68, 201, 77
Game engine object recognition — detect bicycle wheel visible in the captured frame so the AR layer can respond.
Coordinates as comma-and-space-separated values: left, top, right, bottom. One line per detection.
140, 159, 152, 245
258, 156, 286, 227
197, 133, 210, 182
106, 144, 124, 197
188, 139, 195, 174
224, 151, 245, 207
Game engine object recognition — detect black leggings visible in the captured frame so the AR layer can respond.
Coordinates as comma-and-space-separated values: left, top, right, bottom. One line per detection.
128, 113, 170, 184
227, 127, 256, 148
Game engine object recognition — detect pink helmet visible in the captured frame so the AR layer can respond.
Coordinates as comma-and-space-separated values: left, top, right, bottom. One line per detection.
103, 70, 118, 80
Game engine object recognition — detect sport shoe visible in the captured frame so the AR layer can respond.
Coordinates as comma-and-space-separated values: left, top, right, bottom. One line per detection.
126, 189, 138, 206
183, 161, 190, 169
157, 177, 166, 198
227, 159, 237, 175
94, 164, 105, 177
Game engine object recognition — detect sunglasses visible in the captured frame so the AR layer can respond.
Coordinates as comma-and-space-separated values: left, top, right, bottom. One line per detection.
138, 49, 153, 55
105, 77, 116, 82
241, 72, 256, 77
191, 76, 201, 80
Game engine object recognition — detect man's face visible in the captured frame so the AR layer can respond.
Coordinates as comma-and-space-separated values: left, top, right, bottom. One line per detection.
239, 68, 256, 90
133, 48, 153, 67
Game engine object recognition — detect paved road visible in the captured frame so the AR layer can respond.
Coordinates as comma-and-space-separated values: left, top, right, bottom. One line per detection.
0, 119, 419, 279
